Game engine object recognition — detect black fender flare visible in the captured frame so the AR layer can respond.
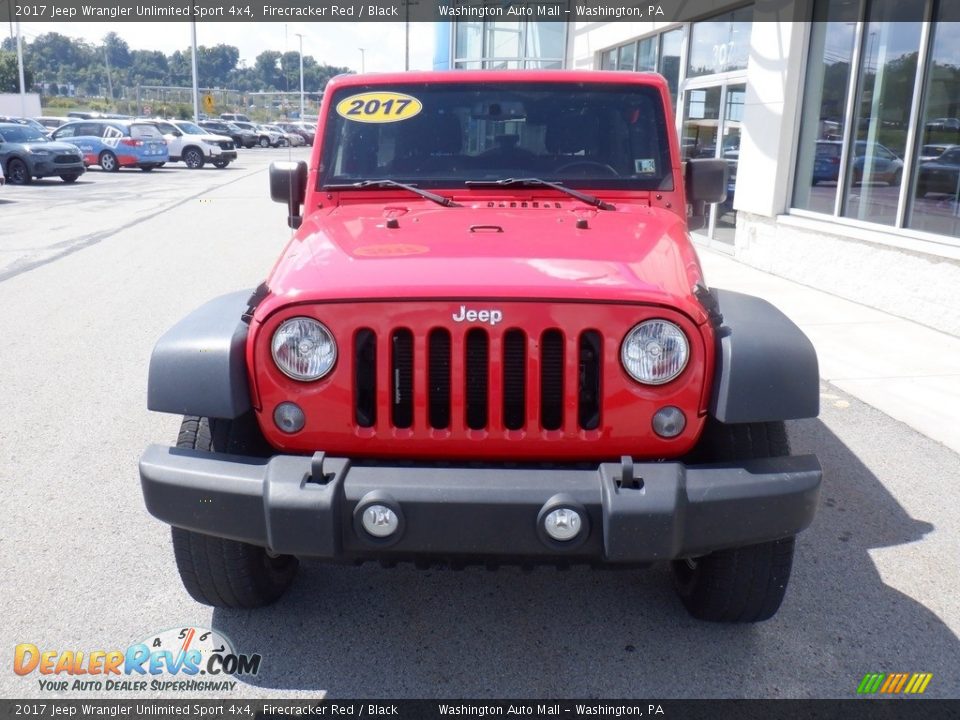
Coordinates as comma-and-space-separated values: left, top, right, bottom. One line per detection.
147, 291, 253, 419
709, 289, 820, 423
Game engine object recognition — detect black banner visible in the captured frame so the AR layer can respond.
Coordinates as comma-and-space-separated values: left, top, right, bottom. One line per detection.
1, 700, 959, 720
0, 0, 806, 24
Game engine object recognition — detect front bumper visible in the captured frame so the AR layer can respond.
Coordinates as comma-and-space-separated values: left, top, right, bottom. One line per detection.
139, 446, 821, 563
209, 149, 237, 160
29, 158, 85, 176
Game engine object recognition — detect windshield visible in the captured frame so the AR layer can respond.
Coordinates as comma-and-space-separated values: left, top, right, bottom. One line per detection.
176, 122, 205, 135
0, 125, 48, 143
319, 82, 673, 190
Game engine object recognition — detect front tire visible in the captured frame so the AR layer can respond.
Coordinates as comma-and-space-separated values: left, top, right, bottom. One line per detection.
7, 158, 31, 184
259, 136, 270, 148
59, 173, 81, 183
170, 415, 297, 608
212, 158, 230, 169
671, 420, 797, 623
183, 148, 205, 169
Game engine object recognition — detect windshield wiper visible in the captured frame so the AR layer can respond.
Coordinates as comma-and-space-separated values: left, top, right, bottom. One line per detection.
323, 180, 460, 207
465, 178, 615, 211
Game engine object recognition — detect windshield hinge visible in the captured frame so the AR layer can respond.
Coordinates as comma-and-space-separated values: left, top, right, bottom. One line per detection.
242, 282, 270, 324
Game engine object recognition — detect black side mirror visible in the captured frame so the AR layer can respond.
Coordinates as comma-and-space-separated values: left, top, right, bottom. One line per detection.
172, 130, 182, 137
270, 160, 308, 229
685, 158, 729, 205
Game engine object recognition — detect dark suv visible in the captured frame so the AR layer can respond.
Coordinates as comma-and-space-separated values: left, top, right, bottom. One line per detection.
199, 120, 257, 149
0, 122, 85, 184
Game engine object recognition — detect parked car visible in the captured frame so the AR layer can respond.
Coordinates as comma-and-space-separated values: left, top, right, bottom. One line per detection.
264, 123, 303, 146
233, 121, 281, 148
925, 117, 960, 132
919, 143, 956, 162
0, 116, 48, 133
140, 70, 822, 623
812, 139, 903, 185
199, 120, 257, 149
220, 112, 251, 123
35, 116, 70, 130
0, 121, 86, 184
50, 119, 169, 171
916, 146, 960, 198
145, 120, 236, 169
276, 121, 314, 145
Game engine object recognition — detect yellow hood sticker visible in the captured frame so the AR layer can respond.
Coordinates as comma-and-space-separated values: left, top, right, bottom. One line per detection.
336, 92, 423, 123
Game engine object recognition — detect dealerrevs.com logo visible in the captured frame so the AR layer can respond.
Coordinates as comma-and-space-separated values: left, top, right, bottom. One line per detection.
13, 627, 261, 693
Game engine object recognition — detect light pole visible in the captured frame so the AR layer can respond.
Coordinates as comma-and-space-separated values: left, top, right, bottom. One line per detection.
295, 32, 305, 120
190, 12, 200, 122
15, 21, 26, 117
358, 47, 365, 73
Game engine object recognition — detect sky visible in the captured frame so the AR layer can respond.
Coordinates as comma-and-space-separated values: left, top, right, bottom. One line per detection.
16, 21, 437, 73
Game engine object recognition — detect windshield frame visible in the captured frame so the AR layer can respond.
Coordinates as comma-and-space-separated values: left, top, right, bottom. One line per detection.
317, 81, 675, 193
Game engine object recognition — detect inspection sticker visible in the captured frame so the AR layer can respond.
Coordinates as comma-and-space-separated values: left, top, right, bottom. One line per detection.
635, 158, 657, 174
336, 91, 423, 123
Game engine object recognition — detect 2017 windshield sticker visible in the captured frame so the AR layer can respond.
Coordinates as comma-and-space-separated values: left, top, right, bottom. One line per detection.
635, 158, 657, 174
336, 92, 423, 123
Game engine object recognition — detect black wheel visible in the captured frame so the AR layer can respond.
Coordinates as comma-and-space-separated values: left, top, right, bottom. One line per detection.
259, 136, 270, 148
212, 158, 230, 169
170, 415, 297, 608
157, 162, 166, 168
59, 173, 81, 183
671, 420, 797, 623
7, 158, 31, 185
140, 165, 155, 172
183, 147, 205, 169
99, 150, 119, 172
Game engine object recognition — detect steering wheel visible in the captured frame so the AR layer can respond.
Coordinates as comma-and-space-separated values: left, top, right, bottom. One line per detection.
555, 160, 620, 177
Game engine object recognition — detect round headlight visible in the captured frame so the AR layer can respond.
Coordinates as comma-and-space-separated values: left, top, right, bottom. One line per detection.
621, 320, 689, 385
271, 317, 337, 381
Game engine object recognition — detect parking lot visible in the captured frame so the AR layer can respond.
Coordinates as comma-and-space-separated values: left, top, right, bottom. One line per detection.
1, 151, 958, 699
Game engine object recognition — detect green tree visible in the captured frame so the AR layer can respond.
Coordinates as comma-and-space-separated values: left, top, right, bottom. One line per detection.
0, 51, 33, 93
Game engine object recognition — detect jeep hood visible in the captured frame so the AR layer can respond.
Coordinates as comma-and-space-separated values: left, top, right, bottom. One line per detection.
263, 200, 706, 321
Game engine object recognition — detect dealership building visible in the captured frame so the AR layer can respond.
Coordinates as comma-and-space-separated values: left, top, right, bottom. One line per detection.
433, 0, 960, 336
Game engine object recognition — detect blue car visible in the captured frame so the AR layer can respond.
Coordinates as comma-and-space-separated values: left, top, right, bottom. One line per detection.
50, 119, 168, 172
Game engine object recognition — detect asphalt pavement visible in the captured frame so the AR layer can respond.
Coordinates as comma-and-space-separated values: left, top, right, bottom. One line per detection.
1, 152, 957, 699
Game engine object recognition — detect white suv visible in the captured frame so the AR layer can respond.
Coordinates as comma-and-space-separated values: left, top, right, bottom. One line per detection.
151, 120, 238, 169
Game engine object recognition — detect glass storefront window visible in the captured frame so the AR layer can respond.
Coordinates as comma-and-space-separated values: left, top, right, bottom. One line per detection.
792, 0, 858, 213
638, 37, 657, 72
687, 6, 753, 78
455, 21, 483, 64
909, 12, 960, 237
600, 48, 616, 70
454, 21, 565, 70
527, 23, 565, 62
618, 42, 637, 71
842, 1, 923, 226
659, 29, 683, 107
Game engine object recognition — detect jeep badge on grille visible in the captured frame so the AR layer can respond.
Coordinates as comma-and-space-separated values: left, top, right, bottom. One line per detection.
452, 305, 503, 326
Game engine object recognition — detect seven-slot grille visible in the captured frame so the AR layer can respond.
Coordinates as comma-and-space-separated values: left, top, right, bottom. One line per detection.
353, 326, 603, 433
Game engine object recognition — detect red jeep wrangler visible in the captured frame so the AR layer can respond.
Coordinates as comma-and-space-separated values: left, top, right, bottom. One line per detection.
140, 71, 821, 622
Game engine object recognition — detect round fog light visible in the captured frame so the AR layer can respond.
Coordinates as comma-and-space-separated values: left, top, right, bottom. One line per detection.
274, 402, 305, 433
544, 508, 583, 542
652, 406, 686, 438
361, 504, 399, 538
